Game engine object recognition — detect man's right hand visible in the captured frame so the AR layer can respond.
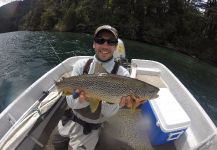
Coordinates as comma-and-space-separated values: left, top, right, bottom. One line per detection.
73, 89, 87, 103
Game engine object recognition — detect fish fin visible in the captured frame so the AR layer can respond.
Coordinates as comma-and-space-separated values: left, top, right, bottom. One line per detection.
129, 95, 146, 113
131, 101, 137, 113
62, 89, 73, 96
89, 98, 100, 113
129, 95, 136, 113
143, 95, 151, 100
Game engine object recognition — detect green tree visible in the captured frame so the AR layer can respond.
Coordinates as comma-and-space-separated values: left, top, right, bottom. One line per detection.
205, 0, 217, 40
41, 8, 57, 30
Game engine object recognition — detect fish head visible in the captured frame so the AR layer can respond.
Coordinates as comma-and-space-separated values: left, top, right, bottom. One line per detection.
55, 79, 75, 95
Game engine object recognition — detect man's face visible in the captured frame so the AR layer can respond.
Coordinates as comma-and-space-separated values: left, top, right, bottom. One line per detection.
93, 31, 117, 61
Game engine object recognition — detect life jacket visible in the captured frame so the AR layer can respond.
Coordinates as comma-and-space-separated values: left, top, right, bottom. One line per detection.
83, 58, 120, 74
74, 58, 120, 120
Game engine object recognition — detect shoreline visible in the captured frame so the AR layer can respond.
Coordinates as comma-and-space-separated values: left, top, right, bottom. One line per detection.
1, 30, 216, 68
128, 38, 217, 68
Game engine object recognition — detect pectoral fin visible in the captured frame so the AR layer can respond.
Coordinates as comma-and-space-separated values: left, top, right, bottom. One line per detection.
129, 95, 145, 113
128, 95, 136, 113
89, 98, 100, 113
130, 99, 136, 113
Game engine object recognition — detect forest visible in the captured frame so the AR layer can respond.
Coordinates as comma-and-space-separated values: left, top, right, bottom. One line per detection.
0, 0, 216, 66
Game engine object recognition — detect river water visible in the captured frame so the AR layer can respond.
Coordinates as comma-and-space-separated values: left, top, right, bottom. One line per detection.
0, 31, 217, 125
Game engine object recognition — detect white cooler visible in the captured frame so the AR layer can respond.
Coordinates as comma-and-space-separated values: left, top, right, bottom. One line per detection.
141, 88, 191, 145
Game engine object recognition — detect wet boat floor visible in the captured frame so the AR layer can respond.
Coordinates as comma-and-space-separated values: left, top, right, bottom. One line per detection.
44, 109, 176, 150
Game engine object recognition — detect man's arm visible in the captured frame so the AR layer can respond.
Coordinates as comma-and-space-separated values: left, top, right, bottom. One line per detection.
101, 102, 120, 118
66, 59, 90, 109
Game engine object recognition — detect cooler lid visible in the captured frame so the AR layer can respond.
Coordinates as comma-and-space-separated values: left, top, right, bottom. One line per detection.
150, 88, 191, 132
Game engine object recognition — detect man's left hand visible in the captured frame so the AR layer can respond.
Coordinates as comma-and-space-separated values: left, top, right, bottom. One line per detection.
119, 96, 145, 108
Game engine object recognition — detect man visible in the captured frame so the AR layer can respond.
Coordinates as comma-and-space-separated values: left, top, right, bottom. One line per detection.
52, 25, 141, 150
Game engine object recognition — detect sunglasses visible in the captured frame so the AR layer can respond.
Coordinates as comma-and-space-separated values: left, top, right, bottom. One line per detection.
94, 37, 118, 46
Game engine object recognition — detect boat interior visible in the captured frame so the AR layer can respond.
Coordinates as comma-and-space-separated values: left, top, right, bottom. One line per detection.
0, 57, 216, 150
31, 62, 174, 150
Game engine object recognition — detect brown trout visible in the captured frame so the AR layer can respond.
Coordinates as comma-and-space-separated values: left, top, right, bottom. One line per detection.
55, 73, 159, 112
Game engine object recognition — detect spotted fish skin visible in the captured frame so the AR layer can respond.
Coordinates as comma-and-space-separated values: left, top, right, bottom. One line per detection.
55, 73, 159, 104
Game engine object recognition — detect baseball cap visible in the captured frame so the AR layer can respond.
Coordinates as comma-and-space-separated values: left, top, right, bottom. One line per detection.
94, 25, 118, 40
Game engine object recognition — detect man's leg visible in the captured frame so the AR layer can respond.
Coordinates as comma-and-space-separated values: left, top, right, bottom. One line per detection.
52, 129, 70, 150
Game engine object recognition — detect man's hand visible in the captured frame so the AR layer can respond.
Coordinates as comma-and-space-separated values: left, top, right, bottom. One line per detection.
73, 89, 87, 103
119, 96, 145, 108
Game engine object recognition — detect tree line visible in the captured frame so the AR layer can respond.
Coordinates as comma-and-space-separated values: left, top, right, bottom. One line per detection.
0, 0, 217, 66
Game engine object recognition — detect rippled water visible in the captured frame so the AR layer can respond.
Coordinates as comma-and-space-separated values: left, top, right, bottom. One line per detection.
0, 31, 94, 111
0, 31, 217, 126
